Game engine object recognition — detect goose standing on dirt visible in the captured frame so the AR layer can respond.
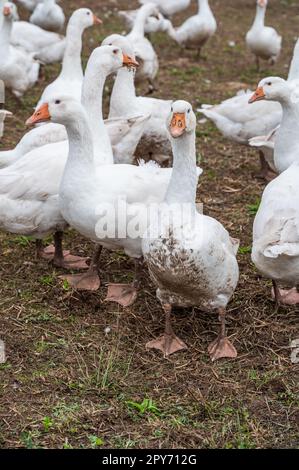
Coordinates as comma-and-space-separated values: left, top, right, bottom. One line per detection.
30, 0, 65, 33
36, 8, 102, 107
0, 2, 40, 98
126, 3, 160, 93
165, 0, 217, 57
103, 34, 173, 162
246, 0, 282, 70
249, 79, 299, 305
139, 0, 191, 18
142, 101, 239, 360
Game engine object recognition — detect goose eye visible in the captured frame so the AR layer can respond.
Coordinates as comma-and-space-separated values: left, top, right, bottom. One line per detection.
187, 109, 191, 113
55, 100, 61, 105
87, 11, 90, 15
267, 82, 272, 86
113, 49, 118, 54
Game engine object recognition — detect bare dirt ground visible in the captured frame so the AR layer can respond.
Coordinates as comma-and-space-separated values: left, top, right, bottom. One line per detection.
0, 0, 298, 449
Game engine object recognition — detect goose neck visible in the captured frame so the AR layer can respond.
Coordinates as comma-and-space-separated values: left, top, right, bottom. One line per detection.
81, 62, 114, 165
60, 22, 84, 80
0, 15, 12, 51
110, 67, 136, 113
64, 113, 95, 171
198, 0, 210, 14
165, 131, 198, 207
253, 4, 266, 28
131, 7, 151, 36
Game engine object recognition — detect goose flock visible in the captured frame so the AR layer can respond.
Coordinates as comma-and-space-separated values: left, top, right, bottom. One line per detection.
0, 0, 297, 363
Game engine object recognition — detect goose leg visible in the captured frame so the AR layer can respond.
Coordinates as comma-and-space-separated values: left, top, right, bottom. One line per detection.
40, 231, 89, 270
196, 47, 203, 60
146, 78, 158, 95
255, 56, 260, 72
271, 280, 299, 305
105, 259, 143, 307
208, 308, 237, 361
254, 151, 277, 182
146, 304, 187, 357
59, 245, 102, 291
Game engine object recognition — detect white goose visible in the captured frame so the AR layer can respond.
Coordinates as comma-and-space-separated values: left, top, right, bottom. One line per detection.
249, 78, 299, 175
30, 0, 65, 33
103, 34, 173, 161
126, 3, 160, 92
139, 0, 191, 18
0, 46, 139, 272
0, 2, 40, 98
10, 3, 66, 64
246, 0, 282, 70
27, 60, 202, 305
36, 8, 102, 107
165, 0, 217, 57
142, 100, 239, 360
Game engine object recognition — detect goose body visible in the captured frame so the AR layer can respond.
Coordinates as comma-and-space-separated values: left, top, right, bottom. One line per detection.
0, 3, 40, 98
142, 100, 238, 360
246, 0, 281, 67
30, 0, 65, 33
252, 164, 299, 304
11, 20, 64, 54
199, 90, 281, 145
139, 0, 191, 17
165, 0, 217, 53
36, 8, 101, 108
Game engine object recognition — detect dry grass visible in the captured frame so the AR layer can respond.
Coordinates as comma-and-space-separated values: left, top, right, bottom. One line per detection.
0, 0, 298, 449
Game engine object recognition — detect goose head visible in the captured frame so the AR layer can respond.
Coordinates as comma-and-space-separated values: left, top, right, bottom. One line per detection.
101, 34, 139, 70
248, 77, 294, 104
139, 3, 160, 19
3, 2, 19, 21
167, 100, 196, 139
257, 0, 267, 8
68, 7, 102, 30
87, 45, 139, 77
26, 95, 85, 127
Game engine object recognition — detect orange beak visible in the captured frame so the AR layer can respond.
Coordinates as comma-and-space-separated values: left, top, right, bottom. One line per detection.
170, 113, 187, 138
3, 6, 11, 16
93, 14, 102, 25
248, 86, 266, 104
26, 103, 51, 126
122, 53, 139, 68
